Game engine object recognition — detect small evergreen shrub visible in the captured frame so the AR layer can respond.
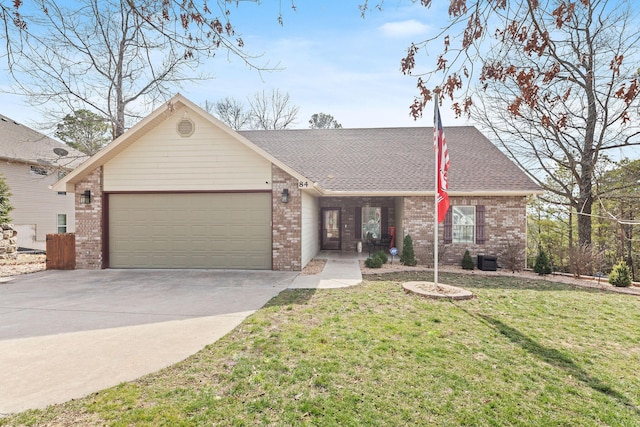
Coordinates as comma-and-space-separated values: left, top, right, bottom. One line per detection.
400, 234, 417, 266
533, 248, 552, 275
609, 260, 632, 287
365, 254, 384, 268
374, 250, 388, 264
461, 249, 474, 270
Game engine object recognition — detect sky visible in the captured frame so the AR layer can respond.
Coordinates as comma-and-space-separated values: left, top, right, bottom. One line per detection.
0, 0, 469, 136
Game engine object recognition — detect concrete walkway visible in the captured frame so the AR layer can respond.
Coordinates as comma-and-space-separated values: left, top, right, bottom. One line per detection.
288, 251, 366, 289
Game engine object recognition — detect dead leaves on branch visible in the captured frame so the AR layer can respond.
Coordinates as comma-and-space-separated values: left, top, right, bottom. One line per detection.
409, 0, 640, 123
615, 79, 639, 107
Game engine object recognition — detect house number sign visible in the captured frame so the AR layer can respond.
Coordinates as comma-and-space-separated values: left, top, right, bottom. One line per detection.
298, 181, 309, 188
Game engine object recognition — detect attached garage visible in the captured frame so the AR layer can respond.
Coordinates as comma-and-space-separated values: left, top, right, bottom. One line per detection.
108, 192, 272, 269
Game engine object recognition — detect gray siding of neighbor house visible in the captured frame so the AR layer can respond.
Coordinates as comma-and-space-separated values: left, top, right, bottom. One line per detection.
0, 161, 76, 250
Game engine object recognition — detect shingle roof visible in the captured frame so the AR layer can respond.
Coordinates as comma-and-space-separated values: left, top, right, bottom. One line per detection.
0, 114, 87, 169
239, 126, 540, 194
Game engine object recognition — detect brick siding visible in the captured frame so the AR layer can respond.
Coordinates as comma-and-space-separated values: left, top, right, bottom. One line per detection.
272, 165, 302, 271
74, 167, 103, 269
402, 195, 528, 269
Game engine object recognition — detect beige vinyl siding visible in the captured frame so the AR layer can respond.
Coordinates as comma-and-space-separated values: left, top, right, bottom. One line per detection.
103, 113, 272, 192
0, 162, 75, 250
301, 191, 320, 267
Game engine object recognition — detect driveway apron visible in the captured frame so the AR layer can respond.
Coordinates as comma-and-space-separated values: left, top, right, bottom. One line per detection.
0, 269, 296, 414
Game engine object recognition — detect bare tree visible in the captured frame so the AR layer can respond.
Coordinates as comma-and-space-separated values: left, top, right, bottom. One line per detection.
208, 97, 253, 130
469, 1, 640, 246
4, 0, 271, 139
204, 90, 298, 130
248, 89, 299, 130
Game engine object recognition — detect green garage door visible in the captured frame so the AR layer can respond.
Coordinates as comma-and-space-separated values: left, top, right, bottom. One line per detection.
109, 193, 272, 269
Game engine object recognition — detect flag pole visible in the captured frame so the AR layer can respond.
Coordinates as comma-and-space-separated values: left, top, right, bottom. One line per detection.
434, 95, 439, 286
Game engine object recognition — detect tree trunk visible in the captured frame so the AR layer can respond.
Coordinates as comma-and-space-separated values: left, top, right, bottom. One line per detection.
576, 195, 592, 246
568, 207, 573, 250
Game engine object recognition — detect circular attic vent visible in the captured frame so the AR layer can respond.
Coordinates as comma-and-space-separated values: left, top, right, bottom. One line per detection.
177, 118, 195, 137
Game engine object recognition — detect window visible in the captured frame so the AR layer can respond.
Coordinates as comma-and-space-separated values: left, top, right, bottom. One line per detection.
57, 171, 66, 195
362, 207, 381, 239
57, 214, 67, 233
452, 206, 475, 243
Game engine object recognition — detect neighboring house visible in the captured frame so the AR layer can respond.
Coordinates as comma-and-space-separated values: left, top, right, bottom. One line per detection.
53, 94, 541, 271
0, 114, 86, 251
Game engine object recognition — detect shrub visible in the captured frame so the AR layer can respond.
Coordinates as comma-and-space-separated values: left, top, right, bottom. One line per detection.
461, 249, 474, 270
533, 248, 552, 275
500, 240, 525, 273
365, 254, 384, 268
374, 250, 388, 264
569, 244, 604, 278
400, 234, 417, 266
0, 173, 13, 223
609, 260, 632, 287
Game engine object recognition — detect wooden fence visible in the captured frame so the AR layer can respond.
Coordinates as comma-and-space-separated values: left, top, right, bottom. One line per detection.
46, 233, 76, 270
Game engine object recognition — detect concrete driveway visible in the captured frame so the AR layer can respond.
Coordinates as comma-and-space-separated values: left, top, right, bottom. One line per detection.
0, 269, 297, 414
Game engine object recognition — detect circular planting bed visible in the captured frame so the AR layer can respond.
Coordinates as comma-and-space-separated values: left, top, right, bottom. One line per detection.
402, 281, 474, 300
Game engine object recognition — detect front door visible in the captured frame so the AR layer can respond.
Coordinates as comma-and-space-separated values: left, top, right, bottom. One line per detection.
321, 208, 341, 250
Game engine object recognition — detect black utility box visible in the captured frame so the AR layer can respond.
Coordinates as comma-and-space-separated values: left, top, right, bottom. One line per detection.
477, 255, 497, 271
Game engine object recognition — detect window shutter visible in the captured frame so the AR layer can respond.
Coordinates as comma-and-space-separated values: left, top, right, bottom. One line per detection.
443, 206, 452, 244
355, 207, 362, 239
381, 207, 389, 235
476, 205, 485, 244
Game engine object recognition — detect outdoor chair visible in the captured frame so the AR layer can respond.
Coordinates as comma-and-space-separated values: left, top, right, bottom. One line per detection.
369, 233, 392, 255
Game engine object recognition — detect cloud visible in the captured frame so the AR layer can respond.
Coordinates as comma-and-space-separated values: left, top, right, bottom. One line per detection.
378, 19, 430, 38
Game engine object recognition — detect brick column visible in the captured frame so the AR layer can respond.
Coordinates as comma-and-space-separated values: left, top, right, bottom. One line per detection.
272, 165, 301, 271
74, 167, 103, 269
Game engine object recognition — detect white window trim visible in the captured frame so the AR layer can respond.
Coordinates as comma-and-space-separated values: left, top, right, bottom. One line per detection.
452, 206, 475, 244
57, 214, 67, 234
362, 206, 381, 239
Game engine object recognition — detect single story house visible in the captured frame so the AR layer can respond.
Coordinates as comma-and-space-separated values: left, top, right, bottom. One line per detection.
53, 94, 541, 270
0, 114, 86, 250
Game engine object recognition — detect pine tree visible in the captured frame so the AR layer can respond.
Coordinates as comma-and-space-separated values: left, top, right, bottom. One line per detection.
462, 249, 474, 270
400, 234, 417, 266
0, 173, 13, 223
533, 248, 552, 275
609, 260, 632, 287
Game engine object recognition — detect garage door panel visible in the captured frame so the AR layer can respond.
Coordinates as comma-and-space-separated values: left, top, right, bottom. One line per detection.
109, 193, 271, 269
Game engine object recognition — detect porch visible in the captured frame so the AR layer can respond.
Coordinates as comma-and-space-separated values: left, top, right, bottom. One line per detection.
318, 196, 402, 254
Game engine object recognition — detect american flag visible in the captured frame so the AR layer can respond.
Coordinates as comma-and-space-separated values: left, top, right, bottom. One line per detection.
434, 100, 450, 223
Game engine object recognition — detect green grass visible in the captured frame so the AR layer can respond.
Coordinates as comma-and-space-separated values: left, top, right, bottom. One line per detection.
3, 272, 640, 426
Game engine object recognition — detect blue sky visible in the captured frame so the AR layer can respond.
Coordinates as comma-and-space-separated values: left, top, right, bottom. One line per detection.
0, 0, 468, 134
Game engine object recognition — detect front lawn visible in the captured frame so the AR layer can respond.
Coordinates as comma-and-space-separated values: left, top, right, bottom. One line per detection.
3, 272, 640, 426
